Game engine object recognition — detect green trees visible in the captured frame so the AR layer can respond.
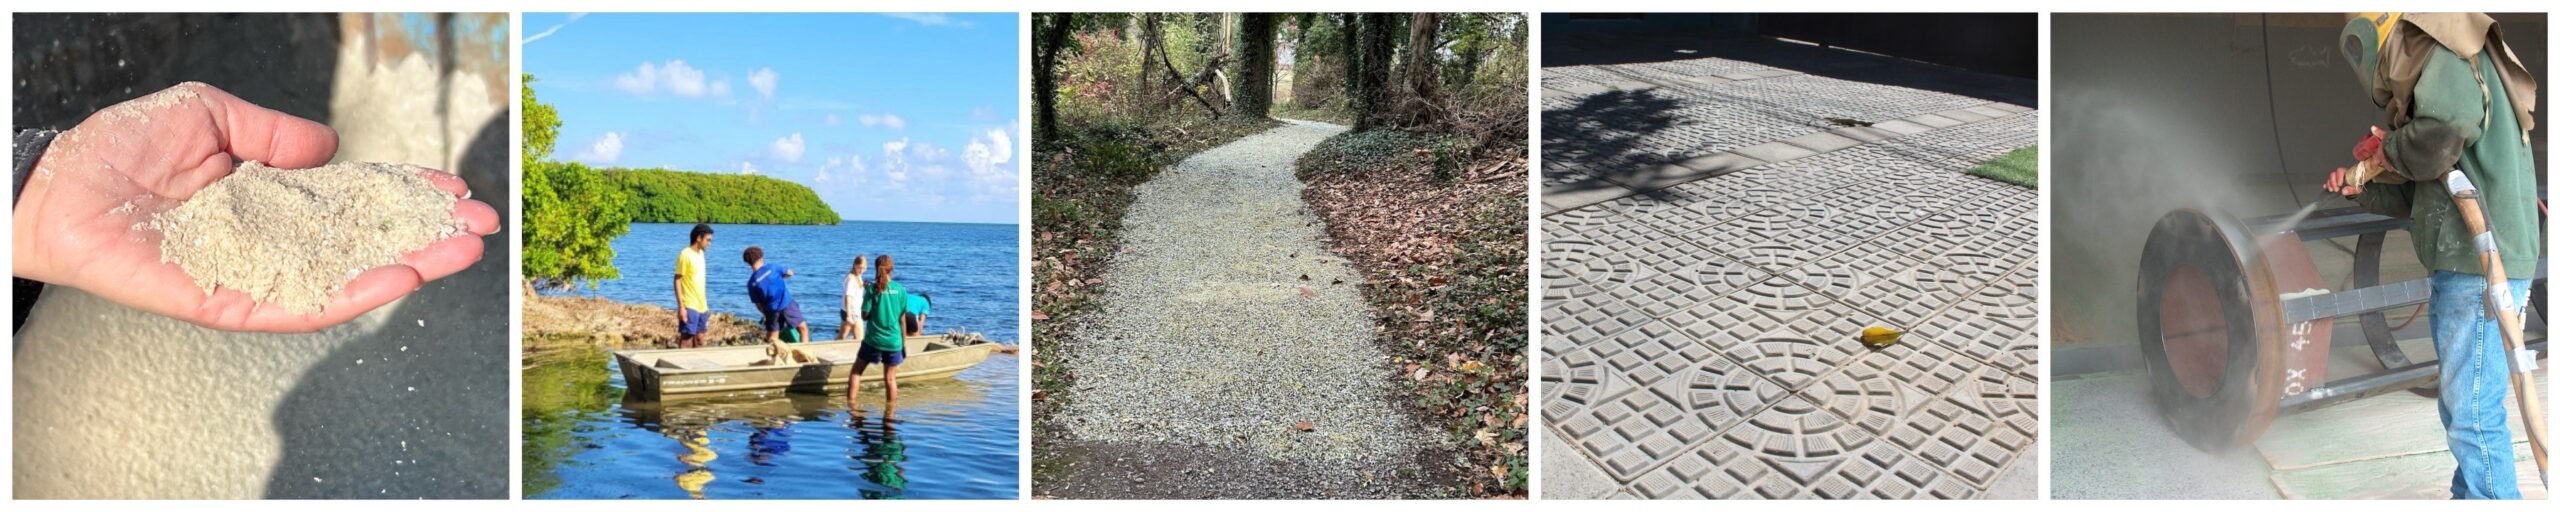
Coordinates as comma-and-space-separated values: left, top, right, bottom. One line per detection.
603, 168, 839, 225
522, 74, 632, 290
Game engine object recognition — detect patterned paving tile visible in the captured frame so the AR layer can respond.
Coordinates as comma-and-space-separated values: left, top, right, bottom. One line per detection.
1542, 44, 2040, 500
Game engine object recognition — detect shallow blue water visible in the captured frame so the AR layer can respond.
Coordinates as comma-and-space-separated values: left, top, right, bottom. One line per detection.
567, 221, 1018, 345
528, 221, 1019, 500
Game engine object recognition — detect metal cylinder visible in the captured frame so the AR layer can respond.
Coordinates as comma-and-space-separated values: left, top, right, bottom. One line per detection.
2135, 208, 2332, 451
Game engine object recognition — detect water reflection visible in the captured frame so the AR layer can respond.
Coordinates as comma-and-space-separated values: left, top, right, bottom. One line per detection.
527, 346, 1016, 499
848, 406, 909, 499
673, 428, 717, 499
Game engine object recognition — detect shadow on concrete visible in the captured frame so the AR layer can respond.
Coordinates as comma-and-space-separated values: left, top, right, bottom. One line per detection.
263, 113, 513, 499
1539, 88, 1687, 200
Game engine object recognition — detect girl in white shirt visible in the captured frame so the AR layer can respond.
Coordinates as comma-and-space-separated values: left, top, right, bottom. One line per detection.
837, 255, 867, 341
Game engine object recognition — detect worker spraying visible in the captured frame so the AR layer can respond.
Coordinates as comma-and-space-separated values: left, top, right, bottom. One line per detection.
2324, 12, 2544, 499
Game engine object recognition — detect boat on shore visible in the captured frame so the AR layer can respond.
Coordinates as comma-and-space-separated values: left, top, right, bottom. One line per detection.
615, 332, 1000, 401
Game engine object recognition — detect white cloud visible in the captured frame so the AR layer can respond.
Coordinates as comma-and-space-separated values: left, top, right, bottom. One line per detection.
824, 113, 844, 127
816, 154, 869, 186
878, 138, 913, 190
770, 133, 806, 162
963, 127, 1019, 201
613, 60, 727, 98
747, 67, 779, 99
736, 161, 759, 175
881, 13, 968, 27
858, 113, 907, 130
575, 131, 624, 164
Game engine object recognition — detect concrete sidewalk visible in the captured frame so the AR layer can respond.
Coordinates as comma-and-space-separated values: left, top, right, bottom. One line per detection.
2053, 369, 2547, 499
1540, 34, 2040, 499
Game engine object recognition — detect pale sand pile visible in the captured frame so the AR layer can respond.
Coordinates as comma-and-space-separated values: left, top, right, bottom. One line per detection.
149, 161, 461, 314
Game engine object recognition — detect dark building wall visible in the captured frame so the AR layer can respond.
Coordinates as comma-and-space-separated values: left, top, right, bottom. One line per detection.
1541, 13, 1755, 36
1757, 13, 2038, 78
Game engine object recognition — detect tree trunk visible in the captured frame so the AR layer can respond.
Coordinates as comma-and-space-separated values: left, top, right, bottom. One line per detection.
1034, 13, 1073, 146
1234, 14, 1277, 118
1340, 13, 1360, 115
1401, 13, 1444, 128
1139, 14, 1164, 104
1353, 13, 1396, 131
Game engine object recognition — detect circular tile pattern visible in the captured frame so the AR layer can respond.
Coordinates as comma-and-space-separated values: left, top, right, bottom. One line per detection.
1542, 239, 1638, 300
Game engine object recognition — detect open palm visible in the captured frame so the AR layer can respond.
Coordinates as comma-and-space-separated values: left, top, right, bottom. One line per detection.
11, 82, 500, 332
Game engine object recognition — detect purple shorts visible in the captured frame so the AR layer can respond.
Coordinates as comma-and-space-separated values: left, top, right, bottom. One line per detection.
677, 308, 708, 337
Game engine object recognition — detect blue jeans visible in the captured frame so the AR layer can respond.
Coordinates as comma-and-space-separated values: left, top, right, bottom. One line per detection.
2428, 270, 2529, 499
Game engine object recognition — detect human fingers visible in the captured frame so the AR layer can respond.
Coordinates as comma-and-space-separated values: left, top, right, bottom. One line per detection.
397, 234, 486, 284
411, 167, 475, 199
453, 198, 501, 236
184, 83, 339, 169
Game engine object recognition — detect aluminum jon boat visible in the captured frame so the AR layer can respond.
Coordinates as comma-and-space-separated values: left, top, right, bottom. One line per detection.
615, 332, 1000, 401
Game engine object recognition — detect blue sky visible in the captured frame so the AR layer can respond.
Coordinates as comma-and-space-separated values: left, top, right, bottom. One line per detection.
524, 12, 1020, 224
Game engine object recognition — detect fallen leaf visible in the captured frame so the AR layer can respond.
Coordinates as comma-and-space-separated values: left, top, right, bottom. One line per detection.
1294, 421, 1314, 432
1031, 310, 1051, 321
1298, 286, 1315, 298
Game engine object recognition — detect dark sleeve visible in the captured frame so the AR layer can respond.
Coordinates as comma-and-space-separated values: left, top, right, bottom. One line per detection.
15, 129, 60, 207
2383, 49, 2487, 181
2350, 181, 2415, 218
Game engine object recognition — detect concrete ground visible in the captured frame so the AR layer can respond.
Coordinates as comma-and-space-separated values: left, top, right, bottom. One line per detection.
1539, 33, 2040, 499
2054, 368, 2547, 500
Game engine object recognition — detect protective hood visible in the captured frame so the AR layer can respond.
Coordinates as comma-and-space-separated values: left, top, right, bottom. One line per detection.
2339, 12, 2538, 133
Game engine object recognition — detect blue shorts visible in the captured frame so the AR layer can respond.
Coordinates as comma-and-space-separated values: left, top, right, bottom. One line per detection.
857, 345, 905, 366
760, 303, 805, 333
677, 308, 708, 337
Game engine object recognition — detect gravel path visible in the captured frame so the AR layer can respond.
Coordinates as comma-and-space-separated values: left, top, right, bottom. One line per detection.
1051, 120, 1455, 498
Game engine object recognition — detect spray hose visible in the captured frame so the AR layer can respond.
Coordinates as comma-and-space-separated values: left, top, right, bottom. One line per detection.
2442, 170, 2551, 490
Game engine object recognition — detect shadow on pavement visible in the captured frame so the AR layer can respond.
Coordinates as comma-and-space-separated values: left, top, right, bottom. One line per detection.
1540, 88, 1686, 199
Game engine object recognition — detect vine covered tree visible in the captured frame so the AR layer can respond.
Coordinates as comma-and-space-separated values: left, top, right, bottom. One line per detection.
1353, 13, 1397, 130
1233, 13, 1276, 118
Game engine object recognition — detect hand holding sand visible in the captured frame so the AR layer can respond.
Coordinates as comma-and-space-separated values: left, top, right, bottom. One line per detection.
11, 82, 501, 333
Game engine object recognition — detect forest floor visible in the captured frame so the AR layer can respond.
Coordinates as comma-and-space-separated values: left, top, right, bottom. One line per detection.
1035, 120, 1472, 498
1298, 127, 1531, 496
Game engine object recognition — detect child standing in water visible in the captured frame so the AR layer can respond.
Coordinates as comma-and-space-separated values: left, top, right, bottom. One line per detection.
851, 254, 911, 406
